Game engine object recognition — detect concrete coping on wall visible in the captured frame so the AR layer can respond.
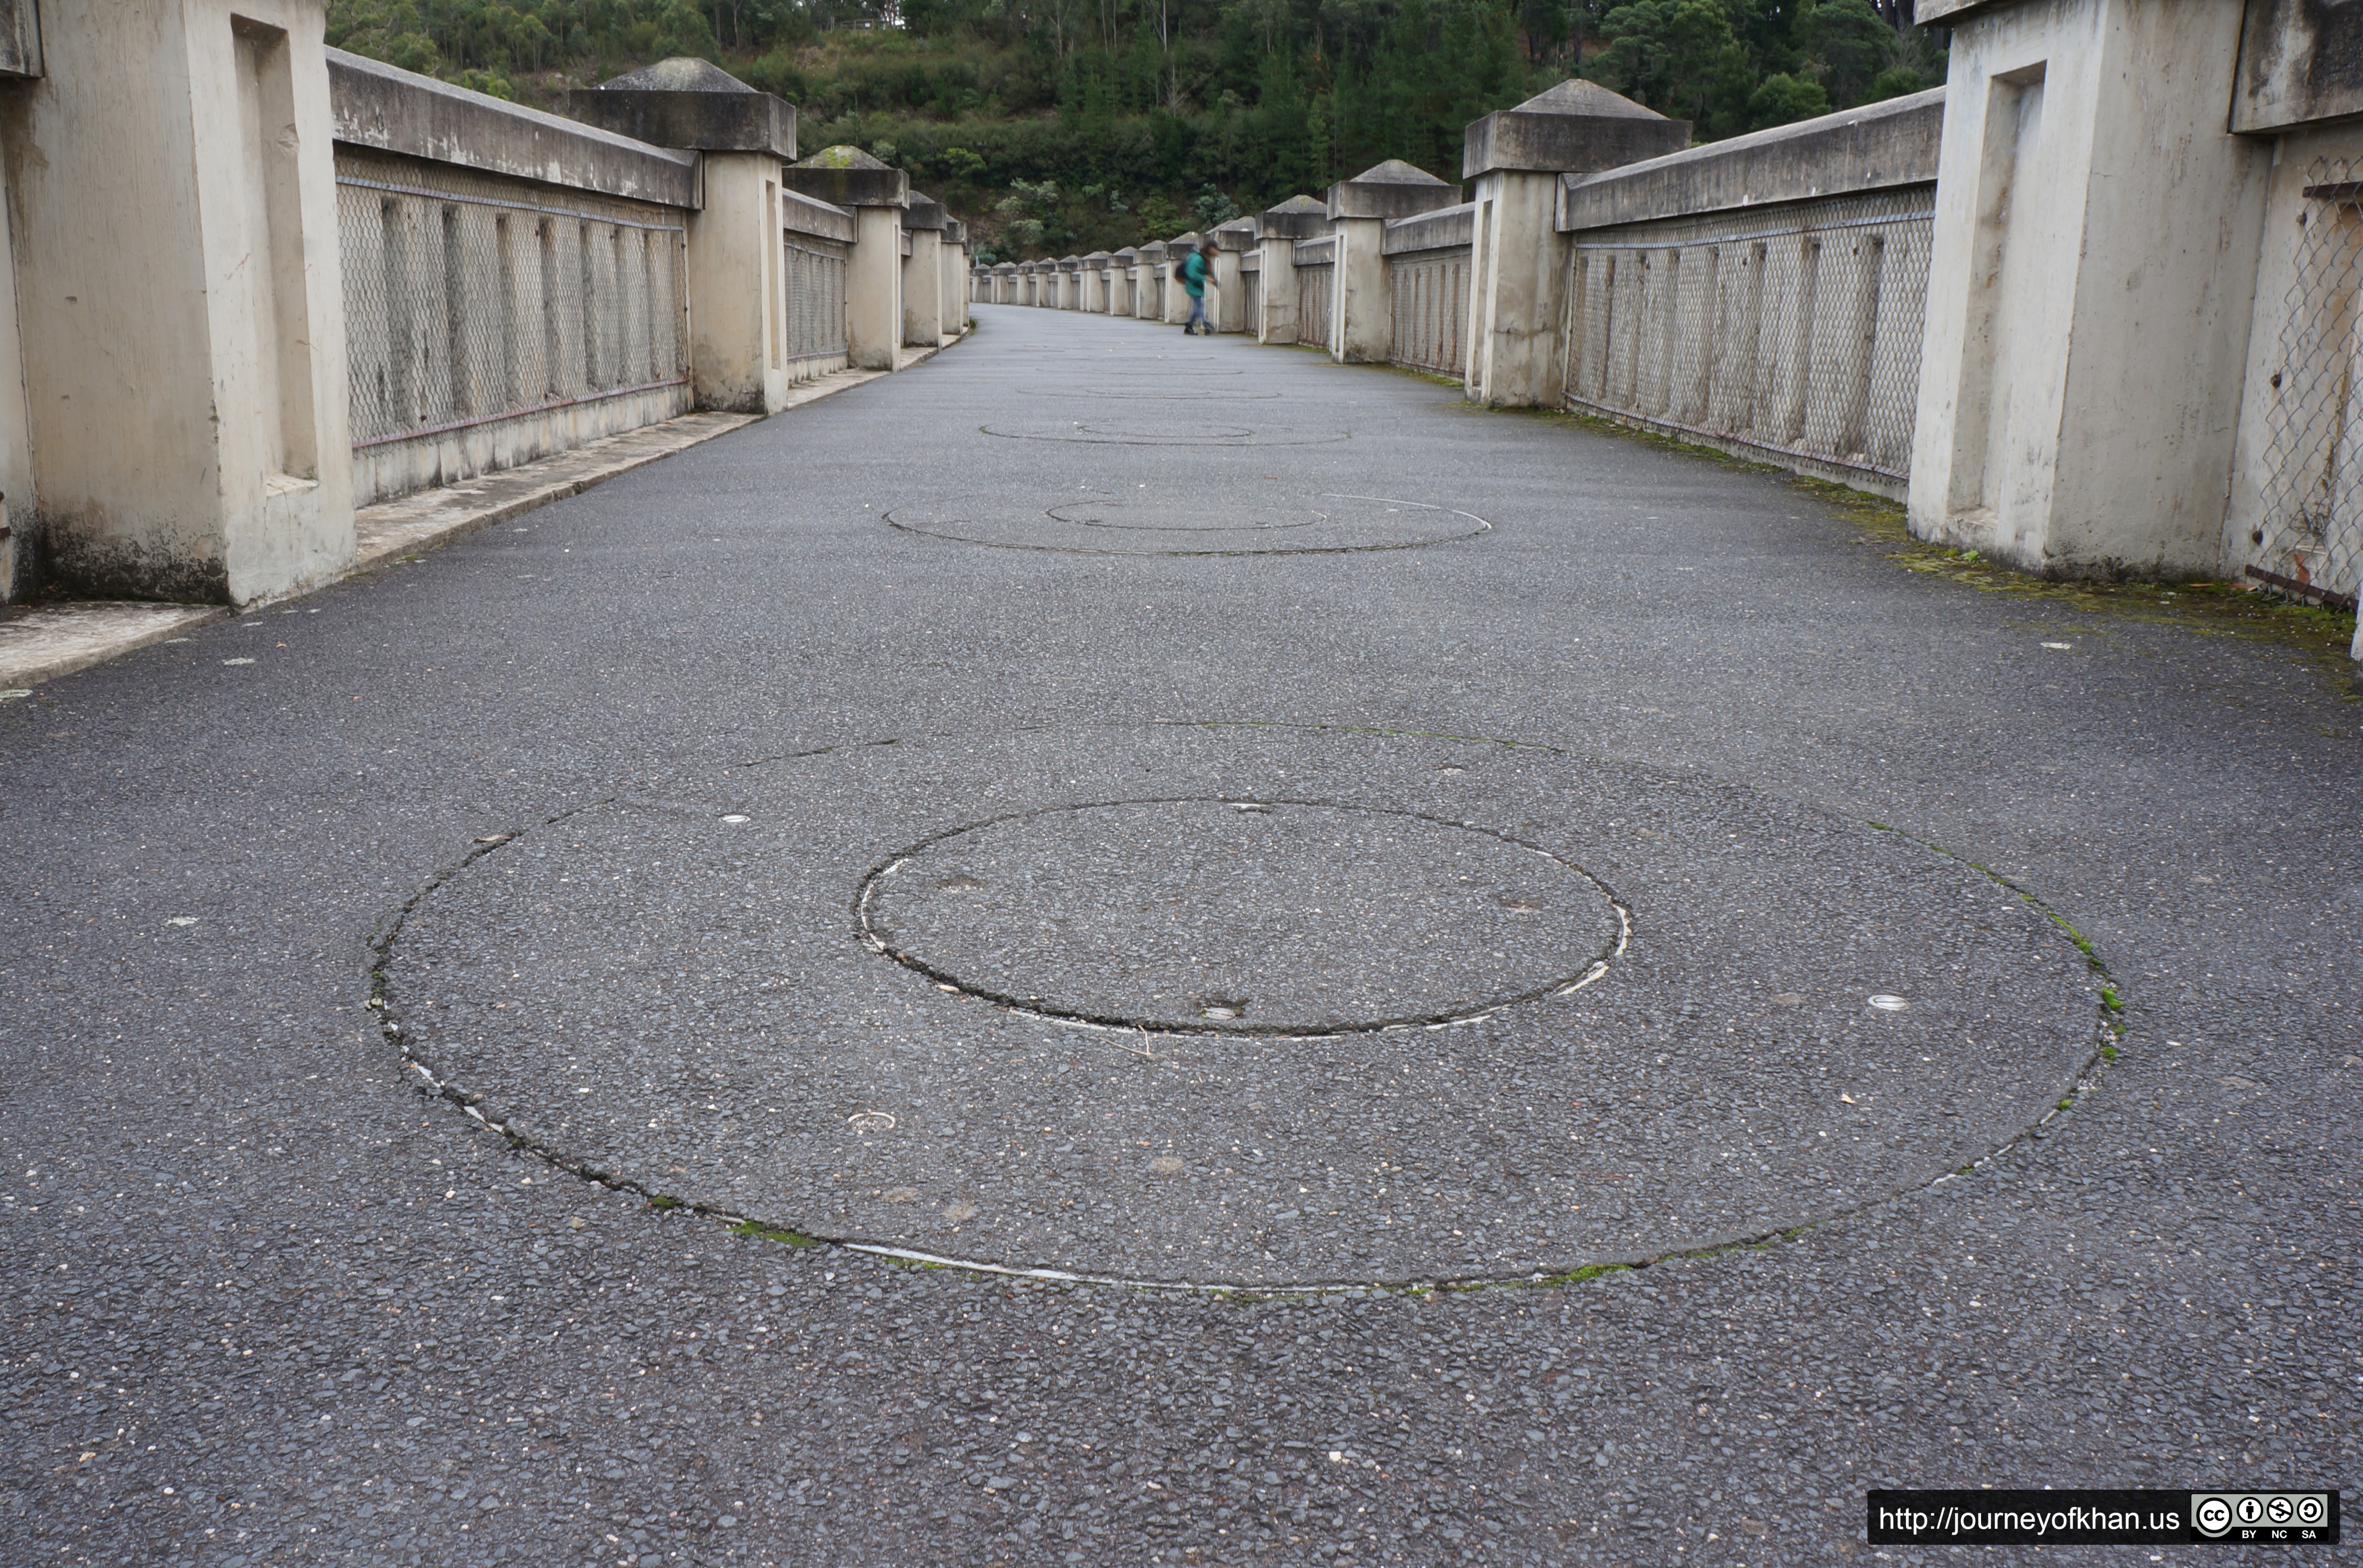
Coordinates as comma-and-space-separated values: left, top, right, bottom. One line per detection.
328, 49, 698, 209
1294, 234, 1338, 264
1380, 202, 1476, 256
944, 218, 966, 244
781, 146, 909, 209
1556, 87, 1944, 232
1211, 218, 1259, 250
1327, 159, 1461, 220
782, 186, 856, 244
566, 56, 797, 158
1462, 77, 1691, 179
1256, 195, 1331, 240
903, 191, 949, 230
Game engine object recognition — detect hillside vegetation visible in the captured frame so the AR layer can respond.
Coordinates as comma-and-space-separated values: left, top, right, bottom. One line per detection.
326, 1, 1945, 261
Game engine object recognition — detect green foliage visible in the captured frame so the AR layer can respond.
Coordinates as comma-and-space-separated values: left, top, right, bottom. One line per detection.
326, 0, 1945, 260
1745, 70, 1827, 131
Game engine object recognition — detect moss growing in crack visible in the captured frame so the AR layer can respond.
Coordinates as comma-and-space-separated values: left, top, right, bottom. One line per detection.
2100, 986, 2124, 1013
2101, 1044, 2119, 1062
731, 1220, 821, 1247
645, 1195, 682, 1212
1486, 398, 2359, 689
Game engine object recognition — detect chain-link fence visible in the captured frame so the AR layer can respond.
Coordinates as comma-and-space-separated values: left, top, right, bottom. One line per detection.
2246, 157, 2363, 611
781, 235, 848, 375
336, 150, 689, 455
1564, 186, 1934, 490
1389, 246, 1471, 378
1296, 239, 1336, 353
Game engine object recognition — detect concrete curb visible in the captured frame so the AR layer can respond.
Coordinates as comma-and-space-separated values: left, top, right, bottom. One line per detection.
0, 333, 969, 689
353, 339, 961, 571
0, 602, 232, 691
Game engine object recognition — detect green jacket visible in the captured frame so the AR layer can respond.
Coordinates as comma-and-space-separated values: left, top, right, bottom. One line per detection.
1181, 250, 1211, 297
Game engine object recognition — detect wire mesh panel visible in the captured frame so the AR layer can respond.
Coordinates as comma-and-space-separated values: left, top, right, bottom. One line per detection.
2247, 157, 2363, 610
1296, 241, 1336, 354
1389, 247, 1471, 377
336, 149, 690, 453
1565, 186, 1933, 488
782, 235, 848, 374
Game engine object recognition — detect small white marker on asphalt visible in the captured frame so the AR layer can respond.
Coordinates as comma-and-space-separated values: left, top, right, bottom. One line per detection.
2042, 642, 2071, 650
720, 814, 749, 823
1868, 994, 1910, 1011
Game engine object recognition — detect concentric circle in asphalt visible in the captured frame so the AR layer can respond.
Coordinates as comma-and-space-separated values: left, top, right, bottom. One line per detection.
979, 420, 1347, 446
1020, 385, 1283, 400
886, 494, 1489, 555
858, 799, 1625, 1034
379, 725, 2109, 1290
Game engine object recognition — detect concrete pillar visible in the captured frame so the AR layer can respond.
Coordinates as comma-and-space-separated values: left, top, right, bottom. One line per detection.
570, 58, 801, 414
1909, 0, 2268, 579
901, 193, 947, 347
1461, 80, 1687, 407
3, 0, 357, 604
1161, 234, 1201, 325
1211, 219, 1256, 334
1254, 197, 1328, 344
0, 7, 43, 601
992, 262, 1017, 304
1109, 249, 1138, 315
782, 147, 909, 370
1135, 244, 1167, 319
1079, 251, 1111, 313
939, 221, 967, 340
1325, 161, 1461, 363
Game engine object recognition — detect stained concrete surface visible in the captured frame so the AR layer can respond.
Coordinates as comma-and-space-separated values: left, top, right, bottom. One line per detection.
0, 305, 2356, 1566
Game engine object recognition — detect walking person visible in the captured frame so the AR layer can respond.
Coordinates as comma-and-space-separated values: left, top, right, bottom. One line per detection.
1181, 237, 1217, 335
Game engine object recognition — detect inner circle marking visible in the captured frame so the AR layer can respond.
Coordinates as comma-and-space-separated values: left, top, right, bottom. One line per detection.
855, 797, 1630, 1037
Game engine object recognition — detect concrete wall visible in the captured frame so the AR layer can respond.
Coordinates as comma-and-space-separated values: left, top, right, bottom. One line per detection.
1294, 239, 1337, 353
1384, 205, 1475, 378
338, 145, 694, 507
1541, 94, 1942, 497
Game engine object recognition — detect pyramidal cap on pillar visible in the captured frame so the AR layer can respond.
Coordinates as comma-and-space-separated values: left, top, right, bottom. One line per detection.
566, 57, 797, 157
781, 145, 909, 208
1211, 217, 1258, 251
903, 190, 949, 230
943, 218, 967, 245
1326, 160, 1460, 220
1462, 78, 1690, 178
1255, 194, 1330, 240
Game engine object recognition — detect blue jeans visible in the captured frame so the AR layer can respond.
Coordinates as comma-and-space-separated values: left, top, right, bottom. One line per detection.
1184, 292, 1207, 332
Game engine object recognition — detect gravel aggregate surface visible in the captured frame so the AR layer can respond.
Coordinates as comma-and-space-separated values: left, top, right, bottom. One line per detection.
1, 305, 2356, 1566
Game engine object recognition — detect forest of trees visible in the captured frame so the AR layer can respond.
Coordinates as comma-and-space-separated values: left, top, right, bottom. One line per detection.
326, 0, 1946, 261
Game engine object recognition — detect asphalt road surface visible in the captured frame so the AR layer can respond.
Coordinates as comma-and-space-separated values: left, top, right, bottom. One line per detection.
2, 305, 2356, 1566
